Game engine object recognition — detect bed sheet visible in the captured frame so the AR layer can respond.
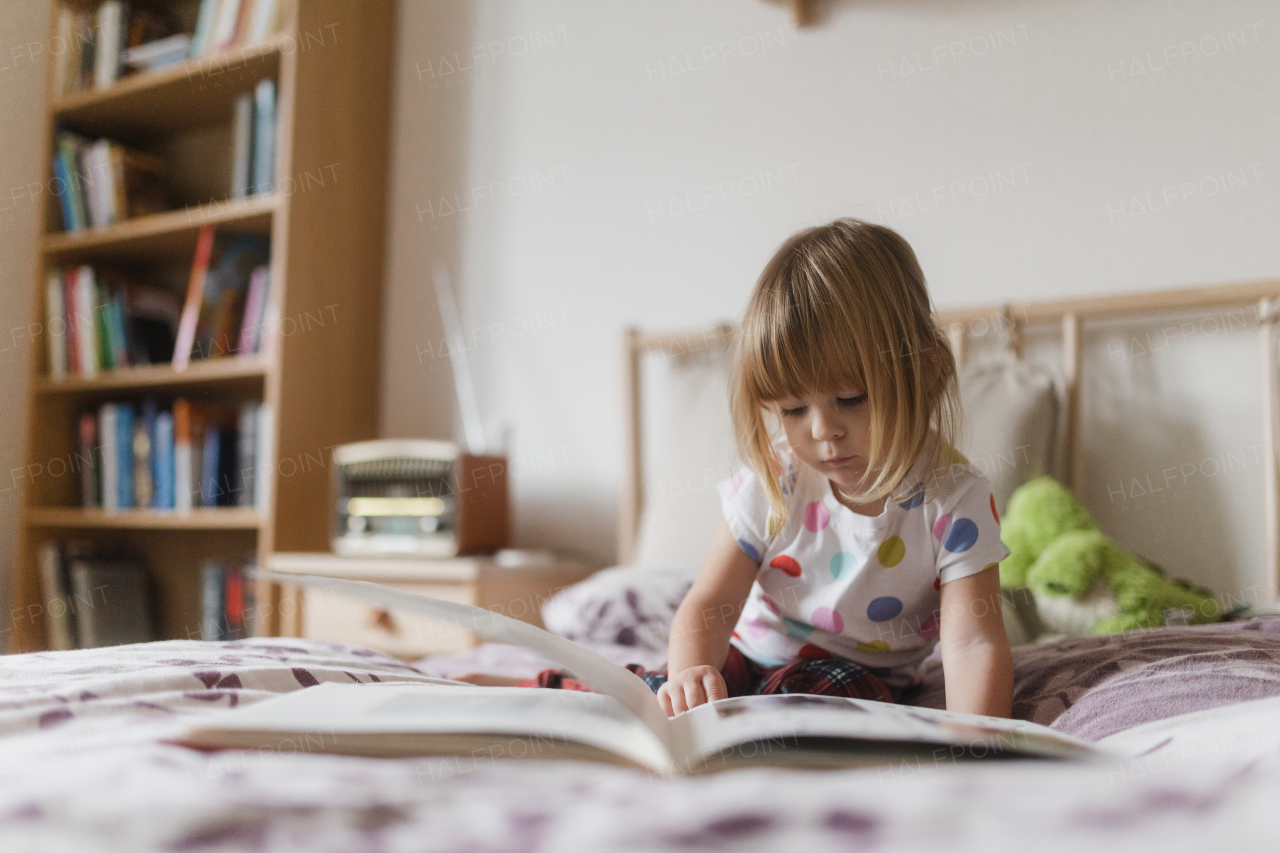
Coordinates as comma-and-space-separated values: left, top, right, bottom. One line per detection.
0, 637, 1278, 851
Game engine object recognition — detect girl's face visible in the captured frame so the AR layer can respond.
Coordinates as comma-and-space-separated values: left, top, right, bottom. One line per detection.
774, 390, 873, 493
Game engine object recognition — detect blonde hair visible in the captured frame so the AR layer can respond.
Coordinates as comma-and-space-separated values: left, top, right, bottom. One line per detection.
730, 218, 960, 527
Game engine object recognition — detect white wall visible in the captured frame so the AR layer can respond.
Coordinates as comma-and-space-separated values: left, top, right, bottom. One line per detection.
0, 0, 50, 629
383, 0, 1280, 605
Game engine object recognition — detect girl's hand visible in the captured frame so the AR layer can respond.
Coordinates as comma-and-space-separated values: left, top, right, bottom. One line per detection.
658, 666, 728, 716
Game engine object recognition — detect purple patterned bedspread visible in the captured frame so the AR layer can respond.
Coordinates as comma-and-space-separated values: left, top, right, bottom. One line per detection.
1, 635, 1278, 851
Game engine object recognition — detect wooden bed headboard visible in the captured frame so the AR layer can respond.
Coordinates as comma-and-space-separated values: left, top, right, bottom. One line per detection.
619, 278, 1280, 602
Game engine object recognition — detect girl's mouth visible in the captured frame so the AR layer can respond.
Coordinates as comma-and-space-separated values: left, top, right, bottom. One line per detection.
824, 455, 853, 465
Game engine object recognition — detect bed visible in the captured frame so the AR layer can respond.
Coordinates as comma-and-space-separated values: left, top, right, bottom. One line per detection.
5, 280, 1280, 850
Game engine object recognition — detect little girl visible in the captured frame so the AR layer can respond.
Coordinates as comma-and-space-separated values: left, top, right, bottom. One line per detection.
469, 218, 1014, 718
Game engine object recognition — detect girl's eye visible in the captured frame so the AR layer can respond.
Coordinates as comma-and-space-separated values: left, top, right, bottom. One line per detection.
837, 394, 868, 408
781, 405, 807, 418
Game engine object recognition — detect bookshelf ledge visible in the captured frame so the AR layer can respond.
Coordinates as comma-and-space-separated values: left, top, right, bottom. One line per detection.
36, 357, 269, 394
26, 507, 266, 530
43, 194, 278, 259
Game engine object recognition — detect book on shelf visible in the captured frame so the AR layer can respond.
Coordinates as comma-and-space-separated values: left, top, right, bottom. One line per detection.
229, 78, 278, 199
174, 227, 271, 370
179, 575, 1115, 775
79, 399, 271, 511
53, 130, 168, 232
36, 540, 154, 649
200, 557, 258, 641
190, 0, 283, 60
44, 265, 181, 378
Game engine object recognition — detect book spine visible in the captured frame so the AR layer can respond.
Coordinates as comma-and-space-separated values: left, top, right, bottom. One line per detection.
173, 399, 192, 511
78, 411, 98, 508
200, 561, 225, 641
224, 563, 244, 640
116, 404, 134, 509
69, 565, 95, 648
96, 284, 113, 370
38, 541, 74, 651
212, 0, 244, 53
237, 403, 256, 507
75, 266, 98, 377
63, 268, 80, 372
137, 398, 157, 509
231, 93, 254, 199
217, 427, 237, 507
154, 410, 175, 510
190, 0, 217, 58
248, 0, 277, 44
251, 79, 276, 195
254, 404, 273, 512
56, 135, 86, 232
46, 270, 67, 379
94, 1, 123, 90
201, 422, 220, 507
52, 153, 77, 232
99, 404, 118, 511
172, 224, 216, 371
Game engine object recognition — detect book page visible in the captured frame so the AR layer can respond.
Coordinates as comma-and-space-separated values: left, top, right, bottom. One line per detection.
180, 682, 675, 774
678, 694, 1103, 770
266, 573, 673, 744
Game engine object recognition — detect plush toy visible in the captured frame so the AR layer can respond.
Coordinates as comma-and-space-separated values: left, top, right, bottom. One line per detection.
999, 476, 1222, 636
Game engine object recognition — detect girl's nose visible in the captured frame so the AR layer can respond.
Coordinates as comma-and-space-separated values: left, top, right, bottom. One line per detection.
811, 411, 844, 442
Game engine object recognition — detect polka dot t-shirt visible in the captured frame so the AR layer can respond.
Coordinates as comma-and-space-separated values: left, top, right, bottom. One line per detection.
717, 445, 1010, 692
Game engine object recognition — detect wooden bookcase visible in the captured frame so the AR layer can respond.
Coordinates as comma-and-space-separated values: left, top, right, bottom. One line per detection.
8, 0, 394, 652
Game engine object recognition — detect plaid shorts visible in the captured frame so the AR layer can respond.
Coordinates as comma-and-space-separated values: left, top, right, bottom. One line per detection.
521, 645, 897, 704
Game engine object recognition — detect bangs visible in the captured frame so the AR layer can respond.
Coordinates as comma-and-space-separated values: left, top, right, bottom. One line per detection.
735, 275, 867, 403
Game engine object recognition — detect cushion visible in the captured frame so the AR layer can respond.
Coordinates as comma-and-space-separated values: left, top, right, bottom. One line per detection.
901, 617, 1280, 739
956, 357, 1065, 515
540, 565, 695, 651
630, 337, 738, 568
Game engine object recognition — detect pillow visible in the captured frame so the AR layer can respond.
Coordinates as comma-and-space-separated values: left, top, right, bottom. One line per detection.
630, 338, 738, 569
901, 617, 1280, 740
540, 565, 695, 651
956, 357, 1065, 515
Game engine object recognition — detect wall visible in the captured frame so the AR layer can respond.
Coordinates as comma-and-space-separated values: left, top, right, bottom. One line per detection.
0, 0, 50, 628
382, 0, 1280, 606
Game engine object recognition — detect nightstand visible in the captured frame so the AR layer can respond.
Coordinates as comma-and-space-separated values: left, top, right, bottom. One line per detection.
267, 552, 596, 659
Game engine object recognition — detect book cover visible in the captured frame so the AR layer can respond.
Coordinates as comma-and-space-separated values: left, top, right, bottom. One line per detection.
46, 270, 67, 379
230, 93, 253, 200
74, 265, 99, 377
172, 224, 217, 371
197, 235, 270, 360
78, 411, 98, 508
251, 79, 276, 195
154, 410, 175, 510
70, 559, 154, 648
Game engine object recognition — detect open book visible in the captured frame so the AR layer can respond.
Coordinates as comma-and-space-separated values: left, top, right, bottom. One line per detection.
177, 573, 1112, 776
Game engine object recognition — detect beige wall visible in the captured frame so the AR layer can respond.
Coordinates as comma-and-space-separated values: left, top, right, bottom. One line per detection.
382, 0, 1280, 602
0, 0, 50, 625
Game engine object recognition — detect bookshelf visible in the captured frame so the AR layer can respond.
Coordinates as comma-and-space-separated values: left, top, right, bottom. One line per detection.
9, 0, 394, 652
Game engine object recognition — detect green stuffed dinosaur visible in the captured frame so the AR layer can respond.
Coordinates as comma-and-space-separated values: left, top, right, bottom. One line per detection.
999, 476, 1222, 635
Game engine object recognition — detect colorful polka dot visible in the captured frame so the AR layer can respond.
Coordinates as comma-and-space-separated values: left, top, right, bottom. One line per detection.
857, 640, 891, 654
877, 536, 906, 567
745, 617, 770, 638
990, 493, 1000, 524
943, 518, 979, 553
803, 501, 831, 532
897, 482, 925, 510
797, 644, 829, 659
866, 596, 904, 622
829, 551, 859, 580
810, 607, 844, 634
761, 594, 781, 614
933, 513, 951, 540
782, 616, 815, 639
736, 539, 761, 563
769, 555, 803, 577
916, 612, 940, 640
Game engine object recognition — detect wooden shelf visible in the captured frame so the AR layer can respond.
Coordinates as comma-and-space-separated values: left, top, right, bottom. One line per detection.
42, 194, 276, 262
26, 507, 265, 530
35, 357, 268, 396
53, 36, 287, 141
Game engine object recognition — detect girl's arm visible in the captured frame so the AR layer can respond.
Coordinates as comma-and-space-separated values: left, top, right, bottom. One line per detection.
659, 517, 759, 716
937, 565, 1014, 718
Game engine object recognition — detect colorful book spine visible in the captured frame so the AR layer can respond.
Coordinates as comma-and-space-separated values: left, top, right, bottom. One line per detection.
74, 265, 99, 377
136, 399, 157, 509
173, 400, 193, 512
252, 78, 276, 195
98, 404, 118, 511
201, 422, 221, 507
115, 404, 135, 509
172, 225, 216, 371
231, 93, 254, 199
78, 412, 97, 508
45, 271, 67, 379
154, 411, 175, 510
